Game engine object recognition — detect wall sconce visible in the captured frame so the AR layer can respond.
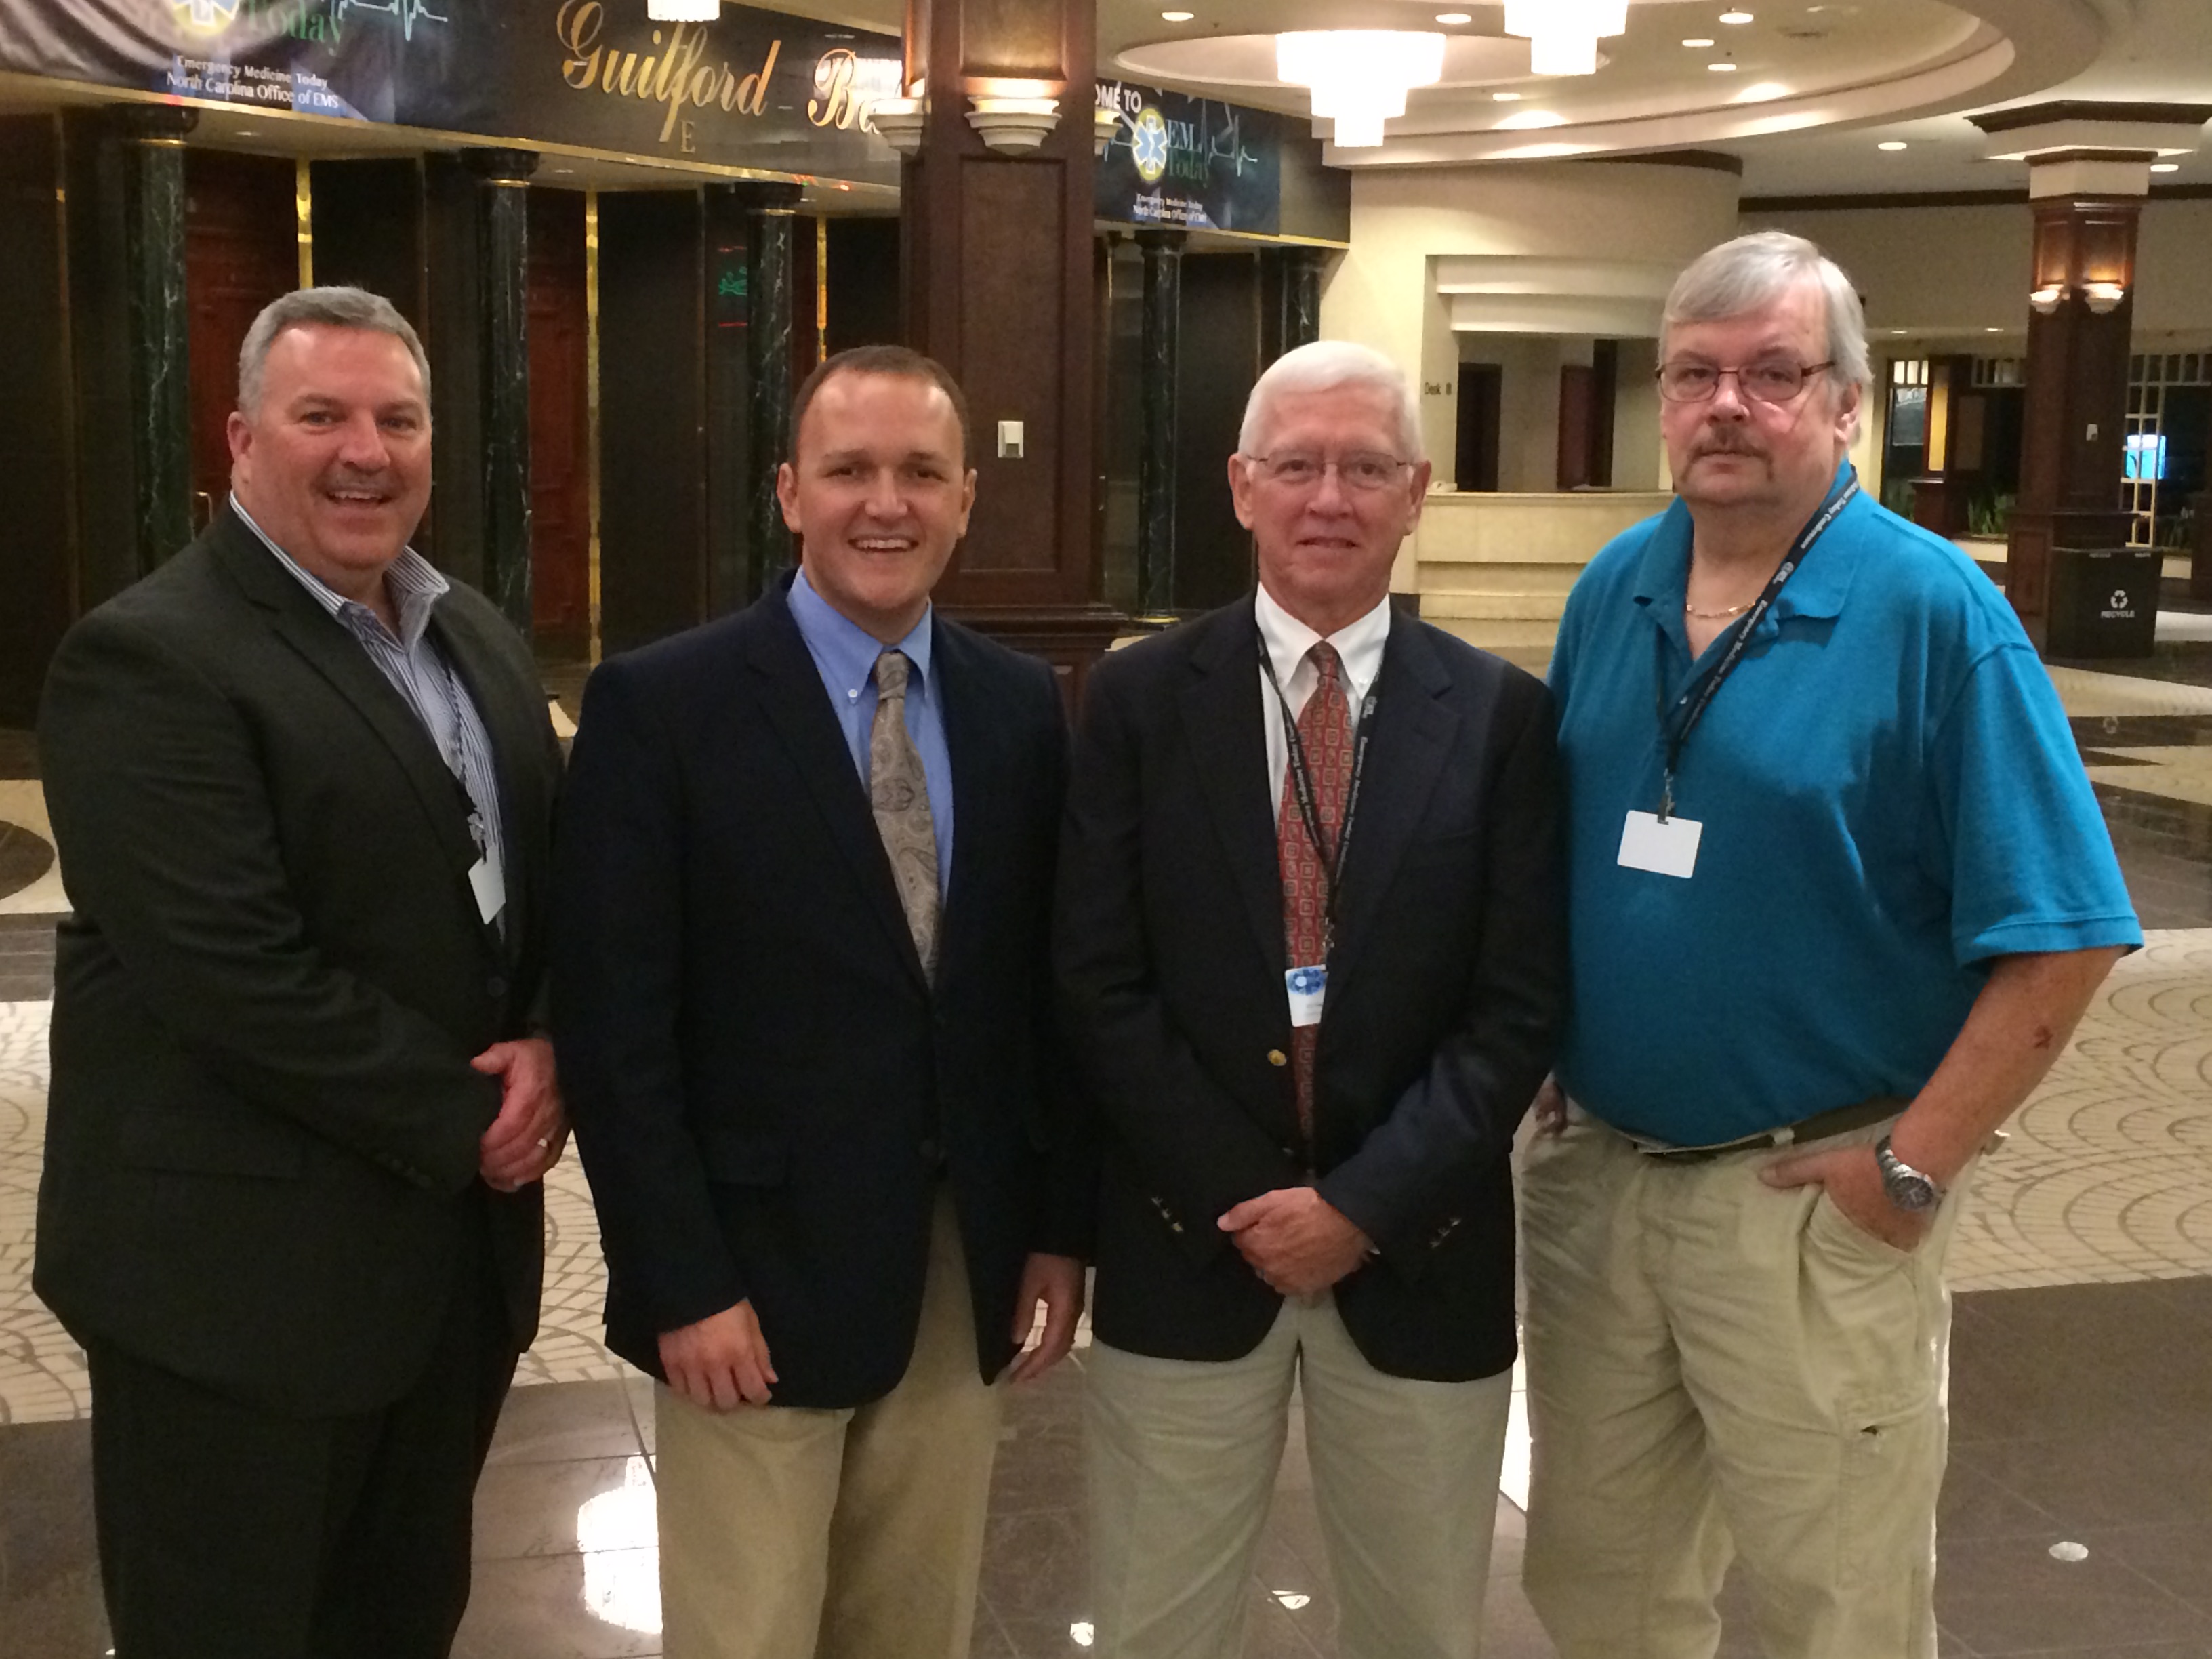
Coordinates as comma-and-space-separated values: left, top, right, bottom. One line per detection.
2028, 285, 2064, 316
869, 96, 926, 157
2083, 281, 2126, 315
1094, 104, 1122, 157
967, 96, 1061, 153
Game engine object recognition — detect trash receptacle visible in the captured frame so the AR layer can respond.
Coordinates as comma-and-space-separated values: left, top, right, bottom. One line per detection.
2045, 545, 2159, 659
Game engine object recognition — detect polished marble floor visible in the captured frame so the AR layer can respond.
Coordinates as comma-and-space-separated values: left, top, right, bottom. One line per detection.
5, 630, 2212, 1656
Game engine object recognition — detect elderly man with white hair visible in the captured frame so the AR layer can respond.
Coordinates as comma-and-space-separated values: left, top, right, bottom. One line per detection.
1058, 340, 1565, 1658
1523, 230, 2139, 1658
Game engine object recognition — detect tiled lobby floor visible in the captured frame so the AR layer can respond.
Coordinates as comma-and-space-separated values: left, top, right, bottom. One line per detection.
5, 636, 2212, 1656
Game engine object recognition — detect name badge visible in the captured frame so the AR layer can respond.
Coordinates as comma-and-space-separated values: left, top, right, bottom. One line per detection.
468, 843, 508, 926
1618, 811, 1702, 880
1285, 964, 1327, 1027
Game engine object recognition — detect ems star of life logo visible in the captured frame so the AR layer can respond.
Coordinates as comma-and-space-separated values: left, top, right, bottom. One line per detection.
175, 0, 243, 34
1131, 106, 1170, 182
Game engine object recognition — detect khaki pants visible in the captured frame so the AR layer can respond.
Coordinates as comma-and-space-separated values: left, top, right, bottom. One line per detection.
1520, 1106, 1967, 1659
1087, 1294, 1513, 1659
655, 1188, 1002, 1659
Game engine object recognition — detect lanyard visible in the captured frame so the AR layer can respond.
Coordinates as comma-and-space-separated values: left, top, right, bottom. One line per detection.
1653, 471, 1858, 820
1259, 628, 1377, 955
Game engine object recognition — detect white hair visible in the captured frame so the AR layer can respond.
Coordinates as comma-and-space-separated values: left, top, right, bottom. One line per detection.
1239, 340, 1422, 459
237, 286, 430, 417
1663, 231, 1870, 392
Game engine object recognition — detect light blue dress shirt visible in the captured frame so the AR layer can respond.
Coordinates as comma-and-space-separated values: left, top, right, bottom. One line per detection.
787, 568, 955, 897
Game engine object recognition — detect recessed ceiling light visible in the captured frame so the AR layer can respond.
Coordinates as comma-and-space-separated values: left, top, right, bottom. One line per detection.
1492, 91, 1524, 100
1160, 9, 1193, 19
1985, 326, 2002, 333
1719, 10, 1755, 22
1707, 62, 1738, 71
1877, 140, 1907, 151
1890, 329, 1907, 335
1435, 10, 1473, 21
1682, 37, 1715, 46
2152, 161, 2179, 172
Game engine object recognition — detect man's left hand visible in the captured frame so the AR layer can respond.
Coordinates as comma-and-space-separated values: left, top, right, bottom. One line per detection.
1761, 1143, 1932, 1252
473, 1036, 567, 1192
1218, 1187, 1372, 1298
1006, 1252, 1086, 1383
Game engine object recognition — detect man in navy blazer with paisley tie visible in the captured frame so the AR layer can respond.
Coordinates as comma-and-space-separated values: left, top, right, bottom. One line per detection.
556, 346, 1088, 1659
1059, 340, 1566, 1659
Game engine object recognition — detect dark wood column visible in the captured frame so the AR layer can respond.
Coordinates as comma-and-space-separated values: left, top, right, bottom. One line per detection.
461, 148, 539, 634
900, 0, 1120, 701
2005, 192, 2143, 652
1910, 354, 1975, 539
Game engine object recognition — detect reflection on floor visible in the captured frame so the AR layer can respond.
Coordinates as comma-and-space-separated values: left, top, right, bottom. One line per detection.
4, 635, 2212, 1656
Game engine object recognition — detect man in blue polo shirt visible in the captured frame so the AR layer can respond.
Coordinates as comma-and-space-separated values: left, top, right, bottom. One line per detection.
1521, 230, 2139, 1659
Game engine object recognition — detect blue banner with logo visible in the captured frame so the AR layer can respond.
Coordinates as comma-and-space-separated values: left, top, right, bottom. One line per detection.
1094, 77, 1285, 235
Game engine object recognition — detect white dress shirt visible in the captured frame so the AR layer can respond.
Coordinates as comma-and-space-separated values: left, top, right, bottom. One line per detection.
1254, 583, 1393, 823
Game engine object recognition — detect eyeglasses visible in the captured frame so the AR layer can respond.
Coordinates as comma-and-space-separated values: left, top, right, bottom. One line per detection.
1656, 359, 1837, 404
1242, 451, 1416, 492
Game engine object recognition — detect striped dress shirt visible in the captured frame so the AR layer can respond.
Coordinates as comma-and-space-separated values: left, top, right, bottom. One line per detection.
232, 497, 510, 926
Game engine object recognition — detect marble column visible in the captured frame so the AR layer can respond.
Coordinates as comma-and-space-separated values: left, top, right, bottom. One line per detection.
2006, 188, 2144, 652
739, 182, 802, 600
1136, 229, 1184, 620
1282, 247, 1324, 354
118, 105, 196, 579
459, 148, 537, 634
702, 184, 754, 615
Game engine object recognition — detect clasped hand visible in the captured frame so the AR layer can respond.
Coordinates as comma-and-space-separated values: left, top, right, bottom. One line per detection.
1219, 1186, 1372, 1298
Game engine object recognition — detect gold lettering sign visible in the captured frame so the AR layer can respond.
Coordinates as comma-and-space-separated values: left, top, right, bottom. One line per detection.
555, 0, 782, 146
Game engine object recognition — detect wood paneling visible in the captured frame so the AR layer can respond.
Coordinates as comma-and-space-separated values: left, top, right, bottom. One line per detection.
527, 188, 591, 654
184, 150, 296, 531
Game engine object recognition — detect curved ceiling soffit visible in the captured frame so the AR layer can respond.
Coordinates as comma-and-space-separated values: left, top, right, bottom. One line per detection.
1107, 0, 2109, 171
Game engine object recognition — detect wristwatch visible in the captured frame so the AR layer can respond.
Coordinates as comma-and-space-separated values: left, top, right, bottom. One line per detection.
1874, 1134, 1943, 1212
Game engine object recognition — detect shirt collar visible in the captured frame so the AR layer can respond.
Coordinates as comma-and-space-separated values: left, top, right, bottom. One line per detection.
1254, 583, 1393, 694
231, 493, 448, 648
790, 566, 935, 697
1631, 462, 1865, 628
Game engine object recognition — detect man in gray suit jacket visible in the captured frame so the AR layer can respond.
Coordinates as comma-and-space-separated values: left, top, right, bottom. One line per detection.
35, 287, 565, 1659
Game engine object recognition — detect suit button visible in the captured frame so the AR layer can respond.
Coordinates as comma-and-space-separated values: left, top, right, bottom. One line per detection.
920, 1138, 941, 1164
487, 975, 510, 1001
1267, 1048, 1288, 1067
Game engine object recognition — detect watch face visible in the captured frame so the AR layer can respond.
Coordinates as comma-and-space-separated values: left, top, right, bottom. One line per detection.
1887, 1172, 1940, 1212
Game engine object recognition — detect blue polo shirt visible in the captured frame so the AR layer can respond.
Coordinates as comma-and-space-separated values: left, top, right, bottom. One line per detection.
1549, 476, 2139, 1145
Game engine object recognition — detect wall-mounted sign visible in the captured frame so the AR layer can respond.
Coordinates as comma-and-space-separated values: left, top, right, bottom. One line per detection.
0, 0, 903, 183
1094, 78, 1284, 235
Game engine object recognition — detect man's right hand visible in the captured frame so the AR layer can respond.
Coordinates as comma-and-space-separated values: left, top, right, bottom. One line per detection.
658, 1302, 777, 1410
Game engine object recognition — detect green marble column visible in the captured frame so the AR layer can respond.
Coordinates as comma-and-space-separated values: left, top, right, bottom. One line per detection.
739, 182, 803, 600
1283, 247, 1324, 353
460, 148, 538, 634
1136, 229, 1184, 621
118, 105, 196, 577
703, 184, 753, 616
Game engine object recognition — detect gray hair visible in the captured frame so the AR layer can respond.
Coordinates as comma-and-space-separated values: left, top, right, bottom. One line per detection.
1663, 231, 1870, 393
1240, 340, 1423, 460
237, 286, 431, 417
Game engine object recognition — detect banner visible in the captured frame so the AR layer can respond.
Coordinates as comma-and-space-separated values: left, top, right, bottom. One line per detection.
0, 1, 904, 184
1094, 77, 1284, 235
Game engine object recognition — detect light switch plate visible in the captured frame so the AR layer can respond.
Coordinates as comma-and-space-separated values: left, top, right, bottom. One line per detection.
998, 419, 1025, 459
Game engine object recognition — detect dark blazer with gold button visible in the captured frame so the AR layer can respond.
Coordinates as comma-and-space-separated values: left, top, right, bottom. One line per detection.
33, 506, 561, 1419
552, 579, 1089, 1410
1056, 595, 1565, 1382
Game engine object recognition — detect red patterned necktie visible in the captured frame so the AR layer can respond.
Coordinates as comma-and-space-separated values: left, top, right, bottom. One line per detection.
1277, 641, 1353, 1149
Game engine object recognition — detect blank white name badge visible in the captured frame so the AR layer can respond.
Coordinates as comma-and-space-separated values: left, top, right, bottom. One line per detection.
468, 844, 508, 926
1285, 964, 1327, 1027
1618, 811, 1703, 880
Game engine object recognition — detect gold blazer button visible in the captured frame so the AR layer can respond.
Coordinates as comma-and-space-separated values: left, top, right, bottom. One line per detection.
1267, 1048, 1288, 1067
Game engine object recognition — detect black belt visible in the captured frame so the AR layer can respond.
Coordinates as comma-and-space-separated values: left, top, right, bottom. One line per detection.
1626, 1096, 1906, 1164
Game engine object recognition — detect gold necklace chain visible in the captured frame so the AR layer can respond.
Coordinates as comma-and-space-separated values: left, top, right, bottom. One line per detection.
1683, 598, 1754, 620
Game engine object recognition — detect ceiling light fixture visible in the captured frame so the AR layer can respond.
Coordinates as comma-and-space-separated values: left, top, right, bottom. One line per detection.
1502, 0, 1624, 79
1492, 90, 1524, 100
646, 0, 717, 19
1707, 62, 1738, 71
1276, 30, 1446, 147
1683, 37, 1715, 46
2152, 161, 2179, 172
1877, 140, 1907, 150
1718, 9, 1755, 22
1435, 11, 1473, 22
1161, 9, 1195, 20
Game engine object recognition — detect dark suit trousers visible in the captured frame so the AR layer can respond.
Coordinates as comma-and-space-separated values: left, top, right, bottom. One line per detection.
87, 1199, 517, 1659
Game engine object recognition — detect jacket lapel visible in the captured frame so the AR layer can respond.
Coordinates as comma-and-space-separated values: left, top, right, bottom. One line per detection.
1177, 602, 1287, 983
1324, 615, 1458, 996
745, 589, 930, 989
209, 513, 480, 880
432, 598, 551, 958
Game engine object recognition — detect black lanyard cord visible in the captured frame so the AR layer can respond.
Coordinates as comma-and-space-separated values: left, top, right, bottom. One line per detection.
1653, 472, 1859, 819
1259, 628, 1378, 955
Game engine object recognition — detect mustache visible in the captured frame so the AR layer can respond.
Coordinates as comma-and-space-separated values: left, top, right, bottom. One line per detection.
1692, 432, 1766, 460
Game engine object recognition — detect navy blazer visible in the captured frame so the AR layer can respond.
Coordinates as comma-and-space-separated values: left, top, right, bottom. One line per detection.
554, 579, 1086, 1408
1057, 597, 1565, 1382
